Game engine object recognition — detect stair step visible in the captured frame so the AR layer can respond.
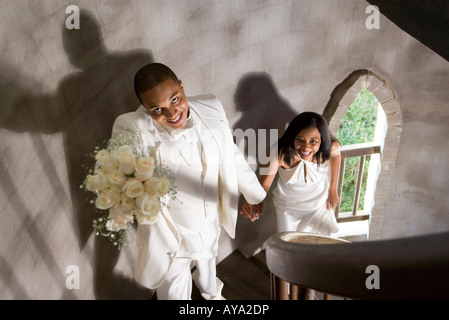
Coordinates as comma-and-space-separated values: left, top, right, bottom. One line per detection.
249, 250, 270, 278
216, 250, 271, 300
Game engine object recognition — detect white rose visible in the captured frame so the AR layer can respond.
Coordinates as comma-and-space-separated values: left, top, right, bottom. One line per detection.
113, 146, 136, 175
93, 168, 107, 181
106, 207, 134, 231
95, 149, 116, 172
94, 170, 121, 192
144, 176, 171, 197
134, 157, 155, 181
105, 219, 127, 232
135, 193, 161, 224
135, 210, 160, 225
118, 163, 135, 175
122, 178, 144, 198
85, 174, 103, 191
120, 193, 135, 212
106, 169, 126, 187
95, 190, 120, 210
101, 182, 122, 194
95, 149, 111, 163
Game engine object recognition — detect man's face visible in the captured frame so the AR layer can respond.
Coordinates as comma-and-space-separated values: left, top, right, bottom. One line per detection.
140, 78, 189, 129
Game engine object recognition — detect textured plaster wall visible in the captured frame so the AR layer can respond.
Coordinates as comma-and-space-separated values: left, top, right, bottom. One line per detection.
1, 0, 448, 299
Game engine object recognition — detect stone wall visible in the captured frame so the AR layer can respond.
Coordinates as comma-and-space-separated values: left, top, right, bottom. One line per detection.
1, 0, 448, 299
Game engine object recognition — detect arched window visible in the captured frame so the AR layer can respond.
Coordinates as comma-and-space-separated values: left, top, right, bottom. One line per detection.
336, 89, 386, 215
323, 70, 402, 240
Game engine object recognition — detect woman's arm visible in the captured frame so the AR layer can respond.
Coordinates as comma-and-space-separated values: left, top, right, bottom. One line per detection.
327, 141, 341, 210
240, 153, 280, 221
259, 156, 280, 193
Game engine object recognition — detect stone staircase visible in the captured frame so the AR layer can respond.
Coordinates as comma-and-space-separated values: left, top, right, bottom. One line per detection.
211, 226, 367, 300
190, 228, 367, 300
218, 250, 271, 300
191, 250, 271, 300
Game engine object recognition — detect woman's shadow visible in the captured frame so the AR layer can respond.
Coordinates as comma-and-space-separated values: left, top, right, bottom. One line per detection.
232, 72, 297, 256
0, 9, 154, 299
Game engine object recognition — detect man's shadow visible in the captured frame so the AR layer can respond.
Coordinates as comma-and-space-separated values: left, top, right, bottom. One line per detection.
232, 72, 297, 256
0, 9, 154, 299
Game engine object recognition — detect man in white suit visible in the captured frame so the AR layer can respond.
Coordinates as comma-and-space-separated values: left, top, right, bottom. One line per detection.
111, 63, 266, 300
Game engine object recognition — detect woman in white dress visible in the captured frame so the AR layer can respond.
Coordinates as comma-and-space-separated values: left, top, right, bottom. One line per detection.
242, 112, 341, 235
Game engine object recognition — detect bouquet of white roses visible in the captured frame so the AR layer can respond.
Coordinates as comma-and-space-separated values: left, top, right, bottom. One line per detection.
82, 134, 175, 249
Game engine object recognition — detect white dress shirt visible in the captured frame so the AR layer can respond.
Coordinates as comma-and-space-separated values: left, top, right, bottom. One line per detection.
156, 108, 221, 260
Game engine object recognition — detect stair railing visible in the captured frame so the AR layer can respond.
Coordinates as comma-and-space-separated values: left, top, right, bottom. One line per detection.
266, 231, 449, 299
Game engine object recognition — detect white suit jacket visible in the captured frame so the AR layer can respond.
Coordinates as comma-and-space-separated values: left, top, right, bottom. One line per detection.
111, 94, 266, 289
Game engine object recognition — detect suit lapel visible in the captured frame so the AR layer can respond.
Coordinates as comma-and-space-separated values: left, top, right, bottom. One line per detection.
190, 106, 222, 152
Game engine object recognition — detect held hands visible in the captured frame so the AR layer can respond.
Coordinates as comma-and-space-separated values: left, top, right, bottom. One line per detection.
326, 188, 340, 210
239, 201, 263, 222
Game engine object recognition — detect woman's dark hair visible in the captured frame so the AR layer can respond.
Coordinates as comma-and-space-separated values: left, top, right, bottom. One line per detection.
278, 112, 339, 167
134, 63, 179, 103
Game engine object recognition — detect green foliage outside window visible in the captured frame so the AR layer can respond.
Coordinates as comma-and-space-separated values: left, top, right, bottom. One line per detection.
336, 89, 379, 213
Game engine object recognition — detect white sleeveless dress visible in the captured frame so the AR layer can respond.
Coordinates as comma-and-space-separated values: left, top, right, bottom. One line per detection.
273, 157, 339, 235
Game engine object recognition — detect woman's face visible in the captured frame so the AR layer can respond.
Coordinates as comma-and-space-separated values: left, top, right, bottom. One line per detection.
294, 126, 321, 161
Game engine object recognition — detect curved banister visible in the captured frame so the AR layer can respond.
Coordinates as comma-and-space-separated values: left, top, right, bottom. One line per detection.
266, 232, 449, 299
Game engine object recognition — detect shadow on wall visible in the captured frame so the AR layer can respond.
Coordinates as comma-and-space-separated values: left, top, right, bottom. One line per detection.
0, 9, 153, 299
232, 72, 297, 256
233, 72, 296, 139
